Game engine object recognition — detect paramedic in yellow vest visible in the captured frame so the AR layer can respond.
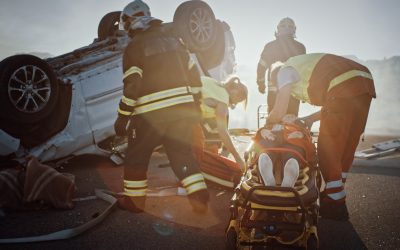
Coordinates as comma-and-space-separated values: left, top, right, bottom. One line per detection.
267, 53, 376, 221
192, 76, 248, 172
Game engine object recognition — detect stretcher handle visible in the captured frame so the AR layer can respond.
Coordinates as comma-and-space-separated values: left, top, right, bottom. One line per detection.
242, 185, 307, 212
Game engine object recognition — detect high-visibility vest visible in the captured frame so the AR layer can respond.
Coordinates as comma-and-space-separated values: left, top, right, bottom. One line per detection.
283, 53, 374, 105
200, 76, 229, 119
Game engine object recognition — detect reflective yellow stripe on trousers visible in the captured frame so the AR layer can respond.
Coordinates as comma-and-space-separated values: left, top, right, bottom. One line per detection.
123, 179, 147, 197
124, 179, 147, 188
181, 173, 207, 195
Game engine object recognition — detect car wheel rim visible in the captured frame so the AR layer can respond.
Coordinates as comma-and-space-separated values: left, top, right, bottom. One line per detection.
8, 65, 52, 113
189, 7, 213, 44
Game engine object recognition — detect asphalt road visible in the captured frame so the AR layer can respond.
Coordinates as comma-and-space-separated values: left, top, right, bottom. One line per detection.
0, 136, 399, 250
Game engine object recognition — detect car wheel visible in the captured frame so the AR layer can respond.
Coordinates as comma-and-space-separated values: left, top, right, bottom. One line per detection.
173, 1, 217, 52
195, 21, 226, 70
0, 54, 59, 124
98, 11, 122, 40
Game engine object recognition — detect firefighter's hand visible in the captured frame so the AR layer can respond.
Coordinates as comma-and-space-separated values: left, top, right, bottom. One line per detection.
193, 92, 202, 114
260, 128, 276, 141
296, 117, 313, 130
193, 92, 202, 106
258, 82, 266, 94
114, 115, 130, 136
238, 159, 247, 173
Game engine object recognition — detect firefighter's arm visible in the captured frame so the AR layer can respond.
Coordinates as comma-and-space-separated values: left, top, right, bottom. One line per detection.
266, 84, 291, 125
257, 59, 267, 94
115, 42, 142, 136
298, 110, 321, 129
215, 103, 246, 172
118, 41, 143, 116
256, 44, 273, 94
256, 59, 267, 94
186, 54, 202, 105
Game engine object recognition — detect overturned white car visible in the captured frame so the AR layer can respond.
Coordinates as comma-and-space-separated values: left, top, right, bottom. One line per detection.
0, 1, 236, 164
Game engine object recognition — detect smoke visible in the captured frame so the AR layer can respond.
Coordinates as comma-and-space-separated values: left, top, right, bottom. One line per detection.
363, 56, 400, 135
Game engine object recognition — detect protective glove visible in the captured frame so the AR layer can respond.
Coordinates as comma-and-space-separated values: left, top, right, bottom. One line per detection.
193, 92, 202, 106
114, 115, 130, 137
295, 117, 313, 130
192, 92, 203, 115
257, 82, 266, 94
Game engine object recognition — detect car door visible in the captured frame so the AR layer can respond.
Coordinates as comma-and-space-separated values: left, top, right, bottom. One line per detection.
78, 56, 123, 144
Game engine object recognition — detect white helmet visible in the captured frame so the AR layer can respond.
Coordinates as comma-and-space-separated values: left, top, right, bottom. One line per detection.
120, 0, 151, 32
275, 17, 296, 38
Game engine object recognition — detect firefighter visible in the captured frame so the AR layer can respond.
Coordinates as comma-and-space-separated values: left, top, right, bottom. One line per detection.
256, 17, 306, 115
192, 76, 248, 172
266, 53, 376, 220
114, 0, 208, 213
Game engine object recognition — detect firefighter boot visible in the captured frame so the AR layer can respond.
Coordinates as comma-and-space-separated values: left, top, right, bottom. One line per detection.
320, 196, 349, 221
188, 189, 209, 214
118, 196, 146, 213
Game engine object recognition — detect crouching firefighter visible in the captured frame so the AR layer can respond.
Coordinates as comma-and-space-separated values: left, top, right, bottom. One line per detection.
114, 0, 209, 213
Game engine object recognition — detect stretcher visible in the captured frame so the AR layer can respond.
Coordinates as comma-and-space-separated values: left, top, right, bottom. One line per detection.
355, 138, 400, 159
225, 105, 320, 249
226, 146, 320, 249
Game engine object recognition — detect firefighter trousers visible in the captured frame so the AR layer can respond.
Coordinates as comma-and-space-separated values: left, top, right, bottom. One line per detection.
318, 94, 372, 202
123, 116, 206, 197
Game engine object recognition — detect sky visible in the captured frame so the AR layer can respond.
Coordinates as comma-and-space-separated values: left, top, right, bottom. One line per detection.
0, 0, 400, 61
1, 0, 400, 62
1, 0, 399, 133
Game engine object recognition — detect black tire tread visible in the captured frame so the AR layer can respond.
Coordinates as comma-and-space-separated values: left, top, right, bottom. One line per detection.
0, 54, 58, 124
98, 11, 121, 40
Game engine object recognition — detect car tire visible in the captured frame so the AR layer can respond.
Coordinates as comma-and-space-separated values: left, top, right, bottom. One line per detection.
173, 1, 218, 52
98, 11, 122, 40
0, 54, 59, 124
195, 20, 226, 70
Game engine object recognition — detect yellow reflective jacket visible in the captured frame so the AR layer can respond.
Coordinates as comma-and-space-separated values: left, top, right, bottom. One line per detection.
200, 76, 229, 119
283, 53, 375, 105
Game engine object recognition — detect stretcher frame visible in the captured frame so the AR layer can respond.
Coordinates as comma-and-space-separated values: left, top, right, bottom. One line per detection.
225, 104, 320, 249
355, 138, 400, 159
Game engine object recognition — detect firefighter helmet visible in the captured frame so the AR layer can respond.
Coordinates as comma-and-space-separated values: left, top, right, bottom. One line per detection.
275, 17, 296, 38
120, 0, 151, 32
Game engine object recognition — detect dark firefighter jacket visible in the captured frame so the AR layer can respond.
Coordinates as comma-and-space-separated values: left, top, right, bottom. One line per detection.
257, 36, 306, 86
118, 22, 202, 124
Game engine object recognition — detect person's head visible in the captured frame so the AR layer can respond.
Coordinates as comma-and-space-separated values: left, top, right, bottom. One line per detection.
120, 0, 160, 34
275, 17, 296, 38
224, 76, 248, 109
